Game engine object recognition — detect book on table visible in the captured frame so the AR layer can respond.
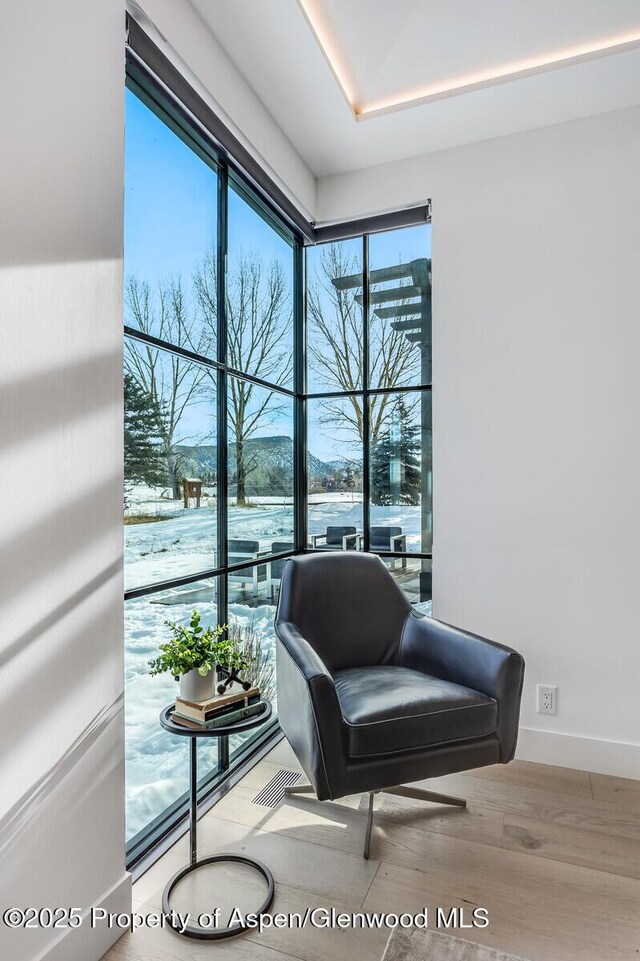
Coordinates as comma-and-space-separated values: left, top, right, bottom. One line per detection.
171, 700, 265, 730
174, 683, 261, 724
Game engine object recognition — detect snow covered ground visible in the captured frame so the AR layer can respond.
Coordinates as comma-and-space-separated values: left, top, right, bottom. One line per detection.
124, 486, 426, 590
125, 489, 431, 840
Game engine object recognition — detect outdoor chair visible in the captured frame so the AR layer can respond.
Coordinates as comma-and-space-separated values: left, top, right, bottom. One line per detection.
309, 525, 358, 550
267, 541, 295, 600
370, 525, 407, 569
228, 539, 268, 597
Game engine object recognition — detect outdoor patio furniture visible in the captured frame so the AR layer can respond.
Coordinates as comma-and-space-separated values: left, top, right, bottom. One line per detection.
355, 527, 407, 567
228, 539, 269, 597
309, 526, 359, 550
371, 526, 407, 569
267, 541, 295, 599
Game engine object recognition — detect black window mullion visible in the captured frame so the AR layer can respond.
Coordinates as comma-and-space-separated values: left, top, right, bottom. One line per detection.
217, 165, 229, 626
224, 365, 297, 399
362, 235, 371, 553
123, 325, 222, 371
306, 383, 432, 401
294, 242, 307, 552
124, 550, 299, 603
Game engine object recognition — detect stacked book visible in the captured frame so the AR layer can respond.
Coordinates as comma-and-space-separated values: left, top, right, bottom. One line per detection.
172, 683, 262, 730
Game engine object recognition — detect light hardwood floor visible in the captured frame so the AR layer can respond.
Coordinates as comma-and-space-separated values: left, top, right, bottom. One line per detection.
105, 740, 640, 961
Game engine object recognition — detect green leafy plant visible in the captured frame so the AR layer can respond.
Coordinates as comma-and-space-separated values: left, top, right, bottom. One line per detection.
214, 637, 251, 675
148, 610, 225, 679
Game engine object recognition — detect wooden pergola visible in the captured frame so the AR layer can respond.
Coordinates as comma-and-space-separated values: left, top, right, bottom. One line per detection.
332, 258, 432, 598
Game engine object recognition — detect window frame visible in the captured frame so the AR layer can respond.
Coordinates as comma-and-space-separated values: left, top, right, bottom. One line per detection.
123, 72, 303, 871
123, 46, 431, 874
304, 231, 433, 560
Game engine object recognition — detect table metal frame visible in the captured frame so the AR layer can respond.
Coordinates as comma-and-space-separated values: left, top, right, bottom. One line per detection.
159, 701, 274, 940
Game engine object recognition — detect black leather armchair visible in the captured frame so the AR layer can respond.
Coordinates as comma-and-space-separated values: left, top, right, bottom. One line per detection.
275, 553, 524, 857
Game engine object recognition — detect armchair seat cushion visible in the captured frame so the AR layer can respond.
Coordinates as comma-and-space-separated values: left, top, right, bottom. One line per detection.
333, 666, 498, 758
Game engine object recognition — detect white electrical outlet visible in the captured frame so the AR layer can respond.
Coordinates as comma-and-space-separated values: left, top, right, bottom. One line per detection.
537, 684, 557, 715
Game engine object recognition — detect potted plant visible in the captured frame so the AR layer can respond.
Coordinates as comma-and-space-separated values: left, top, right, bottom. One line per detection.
148, 610, 225, 701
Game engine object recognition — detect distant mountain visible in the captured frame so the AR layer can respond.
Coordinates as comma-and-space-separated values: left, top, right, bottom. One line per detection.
325, 458, 354, 470
174, 435, 343, 494
177, 444, 217, 478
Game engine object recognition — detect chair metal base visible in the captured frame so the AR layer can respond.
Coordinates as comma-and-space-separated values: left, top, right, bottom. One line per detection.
284, 782, 466, 859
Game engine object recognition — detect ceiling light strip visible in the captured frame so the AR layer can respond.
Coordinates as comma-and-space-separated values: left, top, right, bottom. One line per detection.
296, 0, 359, 116
360, 34, 640, 120
297, 1, 640, 122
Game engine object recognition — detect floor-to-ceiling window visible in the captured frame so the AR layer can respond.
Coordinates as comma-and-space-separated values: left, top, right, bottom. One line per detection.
123, 81, 298, 865
123, 59, 431, 867
306, 225, 432, 609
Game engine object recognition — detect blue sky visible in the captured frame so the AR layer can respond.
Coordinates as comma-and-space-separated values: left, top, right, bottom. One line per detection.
124, 87, 431, 462
125, 89, 295, 286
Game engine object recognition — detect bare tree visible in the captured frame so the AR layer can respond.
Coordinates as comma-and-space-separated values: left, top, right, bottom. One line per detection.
307, 243, 418, 447
124, 276, 212, 498
194, 249, 292, 505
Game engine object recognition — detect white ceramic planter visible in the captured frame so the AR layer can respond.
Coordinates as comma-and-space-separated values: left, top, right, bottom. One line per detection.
179, 668, 215, 702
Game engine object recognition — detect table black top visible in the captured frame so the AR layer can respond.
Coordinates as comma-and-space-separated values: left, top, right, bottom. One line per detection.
160, 698, 272, 738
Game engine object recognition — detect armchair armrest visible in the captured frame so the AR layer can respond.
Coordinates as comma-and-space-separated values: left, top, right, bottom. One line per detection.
275, 621, 346, 799
310, 533, 327, 548
400, 613, 525, 762
277, 620, 333, 681
342, 532, 358, 549
390, 534, 406, 552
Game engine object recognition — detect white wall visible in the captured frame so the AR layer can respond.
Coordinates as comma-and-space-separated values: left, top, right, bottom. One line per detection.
134, 0, 317, 219
0, 2, 129, 960
319, 106, 640, 777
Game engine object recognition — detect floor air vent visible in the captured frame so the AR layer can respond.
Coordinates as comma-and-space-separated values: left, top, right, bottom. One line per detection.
252, 769, 302, 808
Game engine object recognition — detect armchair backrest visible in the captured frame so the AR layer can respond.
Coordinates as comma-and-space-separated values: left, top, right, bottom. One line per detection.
228, 539, 260, 556
270, 541, 294, 580
276, 553, 411, 672
370, 526, 402, 549
326, 526, 356, 546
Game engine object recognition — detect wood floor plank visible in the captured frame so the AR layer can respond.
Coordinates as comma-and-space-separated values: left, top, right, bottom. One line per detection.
109, 748, 640, 961
212, 761, 505, 856
126, 883, 387, 961
131, 851, 185, 910
590, 772, 640, 811
360, 823, 640, 940
170, 811, 380, 907
464, 760, 593, 798
240, 882, 388, 961
412, 769, 640, 841
502, 812, 640, 880
264, 738, 303, 770
104, 897, 307, 961
364, 859, 640, 961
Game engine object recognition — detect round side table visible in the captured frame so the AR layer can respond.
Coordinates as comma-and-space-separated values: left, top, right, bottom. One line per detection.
159, 699, 274, 940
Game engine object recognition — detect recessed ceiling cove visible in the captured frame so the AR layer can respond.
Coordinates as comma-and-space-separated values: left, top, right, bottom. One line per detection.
298, 0, 640, 119
192, 0, 640, 177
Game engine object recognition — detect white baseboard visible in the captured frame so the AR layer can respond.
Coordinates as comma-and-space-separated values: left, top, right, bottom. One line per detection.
516, 727, 640, 779
34, 872, 132, 961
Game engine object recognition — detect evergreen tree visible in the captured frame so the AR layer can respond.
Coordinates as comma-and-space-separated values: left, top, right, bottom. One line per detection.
124, 374, 167, 506
370, 398, 421, 506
